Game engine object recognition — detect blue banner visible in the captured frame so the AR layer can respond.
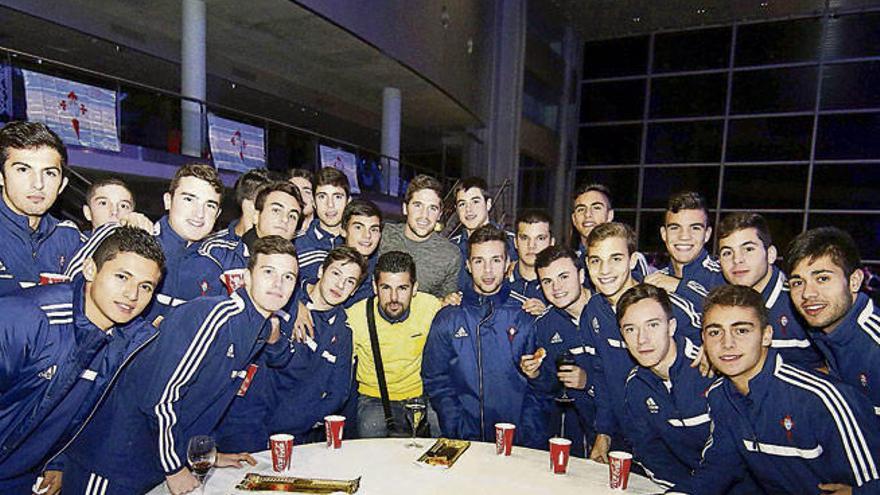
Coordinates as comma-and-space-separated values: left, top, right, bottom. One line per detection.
207, 113, 266, 173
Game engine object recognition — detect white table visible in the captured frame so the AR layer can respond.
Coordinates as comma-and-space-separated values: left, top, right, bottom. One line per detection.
150, 438, 662, 494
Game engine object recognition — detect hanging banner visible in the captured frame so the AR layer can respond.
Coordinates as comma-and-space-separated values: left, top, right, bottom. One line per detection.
21, 70, 120, 151
207, 113, 266, 173
0, 65, 11, 119
319, 145, 360, 194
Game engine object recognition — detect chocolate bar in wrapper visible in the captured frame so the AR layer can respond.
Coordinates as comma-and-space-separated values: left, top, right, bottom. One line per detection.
415, 438, 470, 469
235, 473, 361, 493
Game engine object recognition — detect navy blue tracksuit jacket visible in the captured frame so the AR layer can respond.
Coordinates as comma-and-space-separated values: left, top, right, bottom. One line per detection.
658, 249, 725, 312
507, 262, 546, 305
761, 267, 825, 370
295, 219, 343, 283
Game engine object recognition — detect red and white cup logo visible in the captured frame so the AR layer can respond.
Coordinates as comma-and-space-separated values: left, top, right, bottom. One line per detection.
222, 269, 246, 295
608, 450, 633, 490
324, 415, 345, 449
549, 438, 572, 474
269, 433, 294, 472
494, 423, 516, 456
39, 273, 69, 285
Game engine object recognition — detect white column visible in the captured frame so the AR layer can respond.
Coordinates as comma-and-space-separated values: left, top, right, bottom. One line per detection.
381, 87, 401, 194
181, 0, 206, 157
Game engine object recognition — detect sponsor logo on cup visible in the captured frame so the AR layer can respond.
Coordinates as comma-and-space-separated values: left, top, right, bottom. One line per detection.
494, 423, 516, 456
609, 450, 633, 490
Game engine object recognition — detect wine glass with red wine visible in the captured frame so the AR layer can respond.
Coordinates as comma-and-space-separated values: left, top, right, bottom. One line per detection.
187, 435, 217, 492
555, 350, 577, 404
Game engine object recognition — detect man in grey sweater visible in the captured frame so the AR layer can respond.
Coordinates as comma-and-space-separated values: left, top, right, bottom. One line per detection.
379, 174, 460, 302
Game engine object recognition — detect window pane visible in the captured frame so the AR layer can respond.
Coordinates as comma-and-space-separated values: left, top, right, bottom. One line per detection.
824, 12, 880, 60
580, 79, 645, 122
578, 125, 642, 165
637, 212, 666, 257
722, 165, 807, 209
642, 166, 720, 209
809, 214, 880, 258
650, 74, 727, 118
731, 67, 818, 114
821, 62, 880, 110
726, 116, 813, 162
583, 36, 648, 78
654, 27, 731, 73
759, 213, 804, 255
811, 163, 880, 210
816, 112, 880, 160
735, 18, 822, 66
646, 121, 723, 164
573, 168, 639, 208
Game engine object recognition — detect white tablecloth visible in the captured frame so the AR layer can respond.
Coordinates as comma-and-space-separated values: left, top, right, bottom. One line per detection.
150, 438, 662, 494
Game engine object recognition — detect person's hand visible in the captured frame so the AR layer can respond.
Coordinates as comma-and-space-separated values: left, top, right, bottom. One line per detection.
152, 315, 165, 328
34, 470, 62, 495
818, 483, 852, 494
519, 352, 545, 379
165, 468, 200, 495
292, 301, 314, 342
118, 211, 154, 232
557, 364, 587, 390
441, 292, 463, 307
589, 434, 611, 464
267, 316, 282, 344
644, 272, 680, 293
689, 346, 715, 378
521, 298, 546, 316
216, 452, 257, 468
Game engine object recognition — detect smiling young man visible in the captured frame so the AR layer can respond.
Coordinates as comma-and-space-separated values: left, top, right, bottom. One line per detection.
786, 227, 880, 409
295, 167, 349, 280
508, 209, 554, 314
422, 224, 536, 442
0, 121, 86, 295
338, 199, 383, 307
645, 191, 725, 311
62, 236, 297, 495
379, 174, 460, 300
81, 178, 136, 234
518, 245, 595, 457
671, 284, 880, 495
0, 227, 163, 494
578, 222, 702, 464
717, 213, 824, 370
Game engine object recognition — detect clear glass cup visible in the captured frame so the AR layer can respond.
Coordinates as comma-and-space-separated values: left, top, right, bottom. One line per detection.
187, 435, 217, 493
404, 397, 427, 448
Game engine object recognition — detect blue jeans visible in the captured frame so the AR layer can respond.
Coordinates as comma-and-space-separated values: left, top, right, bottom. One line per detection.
356, 393, 440, 438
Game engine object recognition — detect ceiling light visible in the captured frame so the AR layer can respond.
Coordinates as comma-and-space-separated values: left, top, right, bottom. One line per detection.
696, 8, 707, 14
632, 16, 641, 23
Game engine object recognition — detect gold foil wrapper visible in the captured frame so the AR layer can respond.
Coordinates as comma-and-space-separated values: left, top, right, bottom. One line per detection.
415, 438, 471, 468
235, 473, 361, 493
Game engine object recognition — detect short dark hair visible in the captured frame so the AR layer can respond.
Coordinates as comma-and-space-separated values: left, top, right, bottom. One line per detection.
516, 209, 552, 230
92, 226, 165, 272
785, 227, 861, 278
717, 212, 772, 249
0, 121, 68, 173
286, 168, 314, 183
247, 235, 298, 271
169, 163, 224, 197
254, 180, 303, 212
321, 246, 368, 285
234, 169, 273, 207
86, 178, 135, 210
454, 177, 490, 200
535, 244, 580, 273
314, 167, 350, 195
667, 191, 708, 215
404, 174, 443, 204
572, 182, 613, 209
616, 283, 673, 323
343, 199, 383, 229
468, 224, 509, 258
587, 222, 637, 256
703, 284, 769, 329
376, 250, 416, 282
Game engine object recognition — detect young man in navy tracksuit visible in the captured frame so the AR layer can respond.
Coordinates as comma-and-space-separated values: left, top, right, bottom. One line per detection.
787, 227, 880, 409
671, 285, 880, 495
717, 213, 825, 369
0, 227, 164, 494
0, 121, 85, 295
507, 209, 552, 313
295, 167, 348, 282
61, 236, 299, 495
81, 178, 136, 236
580, 222, 703, 464
422, 224, 536, 443
645, 191, 725, 312
519, 246, 595, 457
618, 284, 758, 493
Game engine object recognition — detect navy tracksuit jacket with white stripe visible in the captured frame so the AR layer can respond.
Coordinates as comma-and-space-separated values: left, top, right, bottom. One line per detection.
810, 292, 880, 410
295, 219, 343, 283
0, 279, 156, 491
761, 267, 825, 370
659, 249, 726, 312
62, 290, 288, 494
507, 263, 546, 305
671, 352, 880, 494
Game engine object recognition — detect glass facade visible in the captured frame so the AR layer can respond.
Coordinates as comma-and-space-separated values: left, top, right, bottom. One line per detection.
575, 11, 880, 266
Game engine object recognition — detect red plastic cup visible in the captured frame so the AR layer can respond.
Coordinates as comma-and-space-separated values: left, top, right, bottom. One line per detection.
324, 415, 345, 449
609, 450, 633, 490
494, 423, 516, 456
549, 438, 572, 474
269, 433, 294, 472
222, 269, 246, 295
39, 273, 69, 285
